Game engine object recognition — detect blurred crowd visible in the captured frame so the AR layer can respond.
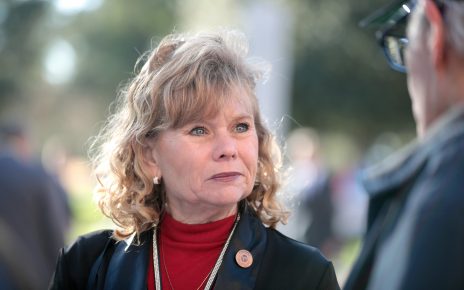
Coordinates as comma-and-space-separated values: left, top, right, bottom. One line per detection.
278, 127, 372, 283
0, 123, 71, 290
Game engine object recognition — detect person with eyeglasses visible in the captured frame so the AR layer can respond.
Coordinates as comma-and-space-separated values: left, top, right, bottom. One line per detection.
343, 0, 464, 290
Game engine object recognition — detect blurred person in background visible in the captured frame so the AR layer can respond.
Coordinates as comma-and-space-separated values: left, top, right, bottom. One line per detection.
344, 0, 464, 289
282, 127, 336, 257
0, 123, 70, 290
49, 29, 340, 290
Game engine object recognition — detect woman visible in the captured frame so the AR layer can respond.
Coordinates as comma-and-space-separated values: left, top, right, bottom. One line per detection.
49, 29, 340, 290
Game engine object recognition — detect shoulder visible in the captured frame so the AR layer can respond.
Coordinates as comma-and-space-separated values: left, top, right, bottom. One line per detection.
257, 228, 340, 290
265, 228, 330, 267
65, 229, 115, 257
237, 205, 340, 289
403, 127, 464, 245
421, 130, 464, 207
428, 125, 464, 170
49, 230, 115, 290
62, 229, 117, 274
423, 112, 464, 174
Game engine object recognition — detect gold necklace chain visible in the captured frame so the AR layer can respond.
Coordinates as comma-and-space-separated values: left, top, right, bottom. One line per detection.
153, 213, 241, 290
160, 234, 212, 290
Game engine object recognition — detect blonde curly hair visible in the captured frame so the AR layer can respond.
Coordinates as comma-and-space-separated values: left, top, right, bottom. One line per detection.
90, 29, 288, 239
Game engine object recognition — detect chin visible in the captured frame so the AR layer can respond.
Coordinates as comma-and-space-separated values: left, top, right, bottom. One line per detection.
207, 189, 249, 206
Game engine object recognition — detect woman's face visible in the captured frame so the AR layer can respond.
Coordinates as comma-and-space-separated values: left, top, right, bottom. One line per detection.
147, 88, 259, 222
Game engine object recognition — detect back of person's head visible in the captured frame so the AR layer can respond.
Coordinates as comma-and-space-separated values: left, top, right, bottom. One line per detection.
409, 0, 464, 57
0, 123, 22, 146
442, 1, 464, 55
360, 0, 464, 73
0, 123, 32, 161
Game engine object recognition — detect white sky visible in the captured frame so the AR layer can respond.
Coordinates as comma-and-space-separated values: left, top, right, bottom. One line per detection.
53, 0, 103, 15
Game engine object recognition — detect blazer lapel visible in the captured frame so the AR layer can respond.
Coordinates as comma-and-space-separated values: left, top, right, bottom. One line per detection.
104, 231, 151, 290
214, 205, 267, 290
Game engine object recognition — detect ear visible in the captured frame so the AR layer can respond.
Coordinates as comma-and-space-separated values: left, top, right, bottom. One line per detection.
424, 0, 446, 72
141, 141, 162, 178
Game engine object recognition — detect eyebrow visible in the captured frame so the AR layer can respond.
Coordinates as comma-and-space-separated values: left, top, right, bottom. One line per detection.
183, 113, 254, 127
233, 114, 254, 120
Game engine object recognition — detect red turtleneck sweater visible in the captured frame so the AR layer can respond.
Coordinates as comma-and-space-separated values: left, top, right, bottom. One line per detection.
147, 213, 236, 290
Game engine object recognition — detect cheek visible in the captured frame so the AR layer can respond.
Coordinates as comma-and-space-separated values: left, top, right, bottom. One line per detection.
406, 44, 427, 93
405, 41, 422, 74
159, 152, 202, 198
245, 139, 259, 176
156, 142, 193, 181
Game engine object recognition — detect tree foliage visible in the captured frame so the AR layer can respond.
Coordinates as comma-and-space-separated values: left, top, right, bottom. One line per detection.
0, 0, 415, 155
289, 0, 414, 147
0, 0, 50, 106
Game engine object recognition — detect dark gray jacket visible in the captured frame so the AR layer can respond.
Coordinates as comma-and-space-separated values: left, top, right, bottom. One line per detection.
49, 204, 340, 290
0, 153, 69, 290
344, 107, 464, 290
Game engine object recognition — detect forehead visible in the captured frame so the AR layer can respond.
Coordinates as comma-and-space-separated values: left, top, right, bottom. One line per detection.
170, 84, 256, 128
206, 86, 255, 116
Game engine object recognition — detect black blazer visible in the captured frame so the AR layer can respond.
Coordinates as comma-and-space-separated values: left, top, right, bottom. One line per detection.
49, 205, 340, 290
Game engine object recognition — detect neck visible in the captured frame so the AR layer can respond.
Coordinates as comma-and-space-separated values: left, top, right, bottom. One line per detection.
418, 61, 464, 139
165, 201, 238, 224
152, 210, 240, 290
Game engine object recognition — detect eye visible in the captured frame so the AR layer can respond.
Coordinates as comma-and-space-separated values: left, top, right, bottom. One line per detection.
190, 126, 208, 136
235, 122, 250, 133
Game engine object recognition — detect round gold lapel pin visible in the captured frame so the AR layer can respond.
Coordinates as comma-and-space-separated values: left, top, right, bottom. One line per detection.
235, 249, 253, 268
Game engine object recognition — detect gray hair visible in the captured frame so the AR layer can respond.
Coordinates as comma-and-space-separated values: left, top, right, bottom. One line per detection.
444, 1, 464, 55
413, 0, 464, 55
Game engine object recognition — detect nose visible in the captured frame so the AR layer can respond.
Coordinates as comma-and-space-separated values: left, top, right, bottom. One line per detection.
213, 133, 237, 161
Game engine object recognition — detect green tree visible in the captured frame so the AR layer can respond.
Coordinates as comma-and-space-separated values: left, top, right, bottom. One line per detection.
290, 0, 414, 147
0, 0, 50, 108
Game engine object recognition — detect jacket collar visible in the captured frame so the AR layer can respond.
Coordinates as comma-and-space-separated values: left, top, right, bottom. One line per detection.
103, 230, 151, 290
214, 203, 267, 290
362, 106, 464, 197
103, 203, 267, 290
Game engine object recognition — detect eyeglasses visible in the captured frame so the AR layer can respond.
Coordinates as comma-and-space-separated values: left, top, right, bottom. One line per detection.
376, 1, 415, 73
375, 0, 459, 72
377, 30, 409, 73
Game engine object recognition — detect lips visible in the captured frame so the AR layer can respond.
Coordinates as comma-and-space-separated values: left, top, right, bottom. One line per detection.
210, 172, 242, 181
